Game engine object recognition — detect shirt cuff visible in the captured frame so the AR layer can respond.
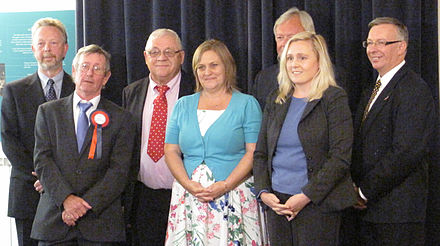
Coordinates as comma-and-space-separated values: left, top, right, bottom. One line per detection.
358, 188, 368, 201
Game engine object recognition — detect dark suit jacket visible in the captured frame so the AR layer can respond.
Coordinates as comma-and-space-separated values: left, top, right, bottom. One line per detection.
352, 64, 437, 223
1, 71, 74, 219
254, 86, 357, 212
251, 64, 349, 111
31, 95, 136, 242
250, 64, 279, 110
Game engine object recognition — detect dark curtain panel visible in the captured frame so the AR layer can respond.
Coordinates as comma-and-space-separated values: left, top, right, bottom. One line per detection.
76, 0, 438, 244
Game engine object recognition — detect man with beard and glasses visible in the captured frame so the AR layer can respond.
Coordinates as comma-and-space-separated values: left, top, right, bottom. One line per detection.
1, 17, 74, 246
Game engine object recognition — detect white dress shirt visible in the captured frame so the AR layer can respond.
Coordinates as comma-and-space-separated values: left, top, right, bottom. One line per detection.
139, 72, 181, 189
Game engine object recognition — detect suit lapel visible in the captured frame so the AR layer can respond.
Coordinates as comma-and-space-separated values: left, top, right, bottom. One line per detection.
300, 99, 319, 122
362, 65, 408, 135
268, 96, 291, 157
61, 95, 81, 157
26, 73, 46, 108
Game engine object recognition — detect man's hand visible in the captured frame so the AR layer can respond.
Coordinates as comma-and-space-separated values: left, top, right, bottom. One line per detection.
62, 194, 92, 221
32, 172, 43, 193
62, 210, 76, 226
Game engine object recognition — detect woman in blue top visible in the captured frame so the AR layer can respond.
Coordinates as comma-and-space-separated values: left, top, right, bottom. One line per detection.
164, 39, 263, 245
253, 32, 357, 245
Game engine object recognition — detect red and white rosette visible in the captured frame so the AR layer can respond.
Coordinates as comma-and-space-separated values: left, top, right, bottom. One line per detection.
88, 110, 109, 159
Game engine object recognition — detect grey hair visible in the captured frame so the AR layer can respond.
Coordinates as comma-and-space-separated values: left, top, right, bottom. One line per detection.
273, 7, 315, 35
145, 28, 183, 51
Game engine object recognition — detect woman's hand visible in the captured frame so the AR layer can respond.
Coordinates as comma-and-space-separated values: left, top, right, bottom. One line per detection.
186, 180, 208, 200
284, 193, 311, 221
195, 181, 228, 202
260, 192, 293, 217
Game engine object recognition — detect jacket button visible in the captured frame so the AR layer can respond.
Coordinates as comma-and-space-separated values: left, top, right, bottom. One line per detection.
308, 168, 313, 172
306, 156, 312, 160
76, 170, 82, 175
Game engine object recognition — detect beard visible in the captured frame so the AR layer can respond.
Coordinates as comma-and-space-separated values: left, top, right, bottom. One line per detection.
36, 53, 64, 72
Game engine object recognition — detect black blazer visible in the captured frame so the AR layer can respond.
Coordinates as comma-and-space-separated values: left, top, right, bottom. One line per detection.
1, 72, 74, 219
31, 95, 136, 242
352, 64, 437, 223
254, 86, 357, 212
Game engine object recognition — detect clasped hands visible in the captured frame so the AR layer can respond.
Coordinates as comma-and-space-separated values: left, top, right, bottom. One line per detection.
261, 192, 311, 221
186, 180, 228, 203
62, 194, 92, 226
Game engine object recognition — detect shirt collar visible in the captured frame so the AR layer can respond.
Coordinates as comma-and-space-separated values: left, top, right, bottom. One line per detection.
148, 71, 181, 92
377, 60, 406, 85
73, 91, 101, 109
38, 70, 64, 89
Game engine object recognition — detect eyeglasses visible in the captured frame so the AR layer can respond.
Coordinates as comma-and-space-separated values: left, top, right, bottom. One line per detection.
146, 48, 182, 58
79, 63, 107, 75
362, 39, 402, 48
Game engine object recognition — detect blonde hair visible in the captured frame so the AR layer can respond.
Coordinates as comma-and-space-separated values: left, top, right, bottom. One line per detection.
192, 39, 237, 93
276, 32, 336, 104
31, 17, 68, 43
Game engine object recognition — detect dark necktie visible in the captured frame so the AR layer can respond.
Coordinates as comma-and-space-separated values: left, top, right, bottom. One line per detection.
147, 85, 170, 162
77, 102, 92, 153
362, 79, 382, 121
46, 79, 57, 101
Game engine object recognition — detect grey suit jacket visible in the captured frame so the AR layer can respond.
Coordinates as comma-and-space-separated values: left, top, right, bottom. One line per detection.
352, 64, 437, 223
31, 95, 136, 242
254, 86, 357, 212
1, 71, 74, 219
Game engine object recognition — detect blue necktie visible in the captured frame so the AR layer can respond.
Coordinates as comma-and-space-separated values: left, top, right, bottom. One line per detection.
46, 79, 57, 101
77, 102, 92, 152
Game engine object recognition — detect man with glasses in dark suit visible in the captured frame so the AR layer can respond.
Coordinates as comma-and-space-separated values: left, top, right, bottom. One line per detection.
122, 28, 194, 245
351, 17, 437, 246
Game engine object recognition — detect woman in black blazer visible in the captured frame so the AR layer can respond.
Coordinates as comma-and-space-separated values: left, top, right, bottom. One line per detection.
253, 32, 357, 245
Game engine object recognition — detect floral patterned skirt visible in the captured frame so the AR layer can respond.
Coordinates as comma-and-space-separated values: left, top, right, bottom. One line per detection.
165, 163, 262, 246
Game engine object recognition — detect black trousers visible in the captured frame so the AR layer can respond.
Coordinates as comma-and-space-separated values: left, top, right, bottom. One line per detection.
132, 181, 172, 246
38, 239, 118, 246
359, 220, 425, 246
15, 218, 38, 246
37, 229, 119, 246
266, 191, 341, 246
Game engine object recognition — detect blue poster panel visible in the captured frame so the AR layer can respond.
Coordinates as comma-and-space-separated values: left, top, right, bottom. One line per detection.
0, 10, 75, 95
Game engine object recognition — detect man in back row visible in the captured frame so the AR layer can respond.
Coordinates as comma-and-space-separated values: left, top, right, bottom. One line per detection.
1, 17, 75, 246
122, 28, 194, 245
251, 7, 347, 110
250, 7, 315, 109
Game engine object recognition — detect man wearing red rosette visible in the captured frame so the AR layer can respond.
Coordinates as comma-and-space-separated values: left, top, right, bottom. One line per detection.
31, 44, 136, 245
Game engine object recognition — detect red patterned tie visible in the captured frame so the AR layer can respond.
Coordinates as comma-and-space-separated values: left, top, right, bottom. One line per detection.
147, 85, 170, 162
